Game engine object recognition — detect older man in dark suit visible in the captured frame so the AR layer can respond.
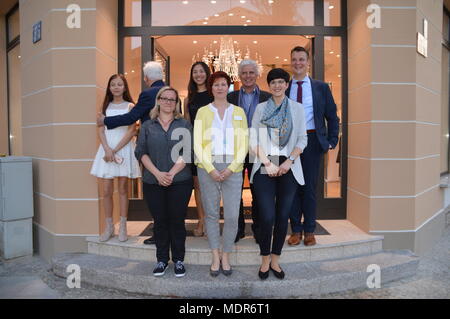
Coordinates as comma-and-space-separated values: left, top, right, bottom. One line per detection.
286, 47, 340, 246
227, 59, 271, 244
96, 61, 166, 245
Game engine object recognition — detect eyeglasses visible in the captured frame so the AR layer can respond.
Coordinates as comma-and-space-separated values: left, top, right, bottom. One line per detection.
159, 97, 177, 103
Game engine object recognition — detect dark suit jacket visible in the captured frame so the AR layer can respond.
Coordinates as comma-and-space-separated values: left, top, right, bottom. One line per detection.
104, 80, 166, 129
286, 77, 340, 152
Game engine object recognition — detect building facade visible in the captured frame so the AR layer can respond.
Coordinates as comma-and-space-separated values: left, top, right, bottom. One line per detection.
0, 0, 449, 261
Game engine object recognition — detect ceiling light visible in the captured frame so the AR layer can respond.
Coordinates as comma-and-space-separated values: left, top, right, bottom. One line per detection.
229, 13, 234, 16
182, 1, 188, 4
329, 5, 334, 9
253, 41, 258, 44
268, 0, 274, 3
241, 15, 246, 18
240, 0, 246, 3
213, 40, 218, 44
329, 51, 334, 54
246, 19, 251, 22
214, 14, 219, 17
211, 0, 216, 3
193, 40, 198, 44
203, 22, 208, 24
275, 56, 279, 59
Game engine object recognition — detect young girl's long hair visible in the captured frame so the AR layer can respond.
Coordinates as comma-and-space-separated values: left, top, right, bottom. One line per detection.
101, 74, 135, 115
187, 61, 211, 106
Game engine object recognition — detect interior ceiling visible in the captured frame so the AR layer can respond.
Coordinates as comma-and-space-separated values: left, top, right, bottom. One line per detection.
155, 34, 312, 67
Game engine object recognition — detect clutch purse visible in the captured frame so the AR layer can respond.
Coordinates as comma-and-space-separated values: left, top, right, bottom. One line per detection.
114, 155, 124, 165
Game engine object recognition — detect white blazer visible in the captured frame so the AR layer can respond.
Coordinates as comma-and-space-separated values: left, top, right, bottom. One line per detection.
249, 98, 308, 185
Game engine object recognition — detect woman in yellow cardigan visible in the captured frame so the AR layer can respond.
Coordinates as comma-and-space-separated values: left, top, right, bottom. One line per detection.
194, 71, 248, 277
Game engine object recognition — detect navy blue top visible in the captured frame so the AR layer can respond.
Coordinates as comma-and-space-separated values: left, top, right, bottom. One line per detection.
104, 80, 165, 129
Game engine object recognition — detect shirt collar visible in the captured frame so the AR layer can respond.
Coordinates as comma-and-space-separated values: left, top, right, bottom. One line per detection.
293, 76, 310, 85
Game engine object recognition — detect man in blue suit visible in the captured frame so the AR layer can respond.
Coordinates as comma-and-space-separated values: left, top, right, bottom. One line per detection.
97, 61, 165, 129
286, 46, 340, 246
96, 61, 165, 245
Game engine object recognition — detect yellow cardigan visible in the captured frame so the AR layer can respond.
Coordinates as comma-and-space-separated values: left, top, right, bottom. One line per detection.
194, 104, 249, 173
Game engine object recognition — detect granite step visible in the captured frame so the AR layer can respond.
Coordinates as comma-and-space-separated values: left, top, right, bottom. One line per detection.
52, 250, 419, 298
87, 235, 384, 266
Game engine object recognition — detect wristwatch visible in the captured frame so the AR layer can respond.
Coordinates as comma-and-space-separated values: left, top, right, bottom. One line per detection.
288, 155, 296, 163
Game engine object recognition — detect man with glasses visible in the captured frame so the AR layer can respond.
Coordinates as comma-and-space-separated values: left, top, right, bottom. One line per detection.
97, 61, 166, 245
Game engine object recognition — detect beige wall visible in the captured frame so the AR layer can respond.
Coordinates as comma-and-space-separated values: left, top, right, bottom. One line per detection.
19, 0, 118, 261
347, 0, 445, 254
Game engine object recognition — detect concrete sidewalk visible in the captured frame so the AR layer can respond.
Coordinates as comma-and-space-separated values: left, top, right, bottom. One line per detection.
0, 226, 449, 299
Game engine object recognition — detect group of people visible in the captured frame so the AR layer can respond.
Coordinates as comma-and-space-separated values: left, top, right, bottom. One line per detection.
91, 46, 340, 280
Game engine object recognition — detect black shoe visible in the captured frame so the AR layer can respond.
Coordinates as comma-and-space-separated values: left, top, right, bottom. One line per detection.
144, 236, 155, 245
221, 263, 233, 276
174, 261, 186, 278
270, 265, 285, 280
258, 268, 269, 280
234, 231, 245, 243
153, 261, 168, 277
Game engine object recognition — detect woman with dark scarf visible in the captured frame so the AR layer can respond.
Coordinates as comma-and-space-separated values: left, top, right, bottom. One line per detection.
249, 68, 308, 280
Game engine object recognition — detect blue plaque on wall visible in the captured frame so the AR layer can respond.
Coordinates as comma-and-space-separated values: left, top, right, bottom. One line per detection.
33, 21, 42, 44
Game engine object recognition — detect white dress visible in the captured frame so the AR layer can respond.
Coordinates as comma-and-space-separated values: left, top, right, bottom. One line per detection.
90, 102, 141, 179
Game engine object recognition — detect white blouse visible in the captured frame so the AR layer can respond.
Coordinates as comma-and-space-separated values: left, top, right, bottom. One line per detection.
209, 104, 235, 156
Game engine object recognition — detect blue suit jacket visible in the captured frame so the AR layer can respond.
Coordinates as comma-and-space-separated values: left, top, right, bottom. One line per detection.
286, 77, 340, 152
104, 80, 166, 129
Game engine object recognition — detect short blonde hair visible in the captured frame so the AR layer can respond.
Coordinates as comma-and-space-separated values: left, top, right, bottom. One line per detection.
150, 86, 183, 120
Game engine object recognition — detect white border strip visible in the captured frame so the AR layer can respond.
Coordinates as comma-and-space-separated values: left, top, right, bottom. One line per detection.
36, 192, 99, 202
348, 120, 439, 125
22, 85, 99, 99
348, 184, 440, 199
348, 154, 440, 161
23, 123, 96, 129
32, 157, 94, 162
33, 221, 98, 237
370, 208, 445, 233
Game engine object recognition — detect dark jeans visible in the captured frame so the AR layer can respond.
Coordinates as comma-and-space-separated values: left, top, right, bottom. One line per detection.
252, 163, 299, 256
143, 180, 193, 263
289, 133, 324, 234
238, 158, 258, 236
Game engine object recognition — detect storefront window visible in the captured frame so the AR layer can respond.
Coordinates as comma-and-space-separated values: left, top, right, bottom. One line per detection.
123, 37, 142, 102
324, 0, 341, 26
324, 36, 342, 198
151, 0, 314, 26
125, 0, 142, 27
7, 7, 20, 41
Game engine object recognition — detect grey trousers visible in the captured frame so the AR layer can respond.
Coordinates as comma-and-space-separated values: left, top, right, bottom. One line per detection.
197, 162, 243, 253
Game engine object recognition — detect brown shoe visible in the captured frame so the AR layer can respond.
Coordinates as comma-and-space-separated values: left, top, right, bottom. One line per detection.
303, 233, 316, 246
287, 232, 302, 246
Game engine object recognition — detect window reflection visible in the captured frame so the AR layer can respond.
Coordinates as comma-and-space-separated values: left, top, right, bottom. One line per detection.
152, 0, 314, 26
324, 0, 341, 26
124, 0, 142, 27
324, 36, 342, 198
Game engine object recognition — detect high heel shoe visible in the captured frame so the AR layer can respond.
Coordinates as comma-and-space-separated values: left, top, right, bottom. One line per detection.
221, 261, 232, 276
270, 265, 285, 280
210, 260, 221, 277
258, 267, 269, 280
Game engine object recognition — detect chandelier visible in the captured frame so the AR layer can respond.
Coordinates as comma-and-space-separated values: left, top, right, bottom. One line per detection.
192, 36, 263, 82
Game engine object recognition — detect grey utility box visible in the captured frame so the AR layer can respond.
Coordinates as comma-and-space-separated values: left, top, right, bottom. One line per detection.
0, 157, 34, 259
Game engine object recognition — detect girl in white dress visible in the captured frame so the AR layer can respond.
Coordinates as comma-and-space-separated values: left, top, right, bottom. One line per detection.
90, 74, 141, 242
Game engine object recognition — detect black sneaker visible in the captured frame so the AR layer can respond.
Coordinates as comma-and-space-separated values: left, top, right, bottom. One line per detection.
153, 262, 168, 277
174, 261, 186, 278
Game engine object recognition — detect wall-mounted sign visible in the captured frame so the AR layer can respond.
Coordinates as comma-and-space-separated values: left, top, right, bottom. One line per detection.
417, 19, 428, 58
33, 21, 42, 44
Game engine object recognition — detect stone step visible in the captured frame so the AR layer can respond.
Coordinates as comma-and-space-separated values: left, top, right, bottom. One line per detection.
86, 235, 384, 266
51, 250, 419, 298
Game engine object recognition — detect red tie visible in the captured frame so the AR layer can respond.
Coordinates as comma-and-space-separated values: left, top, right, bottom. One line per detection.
297, 81, 304, 103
